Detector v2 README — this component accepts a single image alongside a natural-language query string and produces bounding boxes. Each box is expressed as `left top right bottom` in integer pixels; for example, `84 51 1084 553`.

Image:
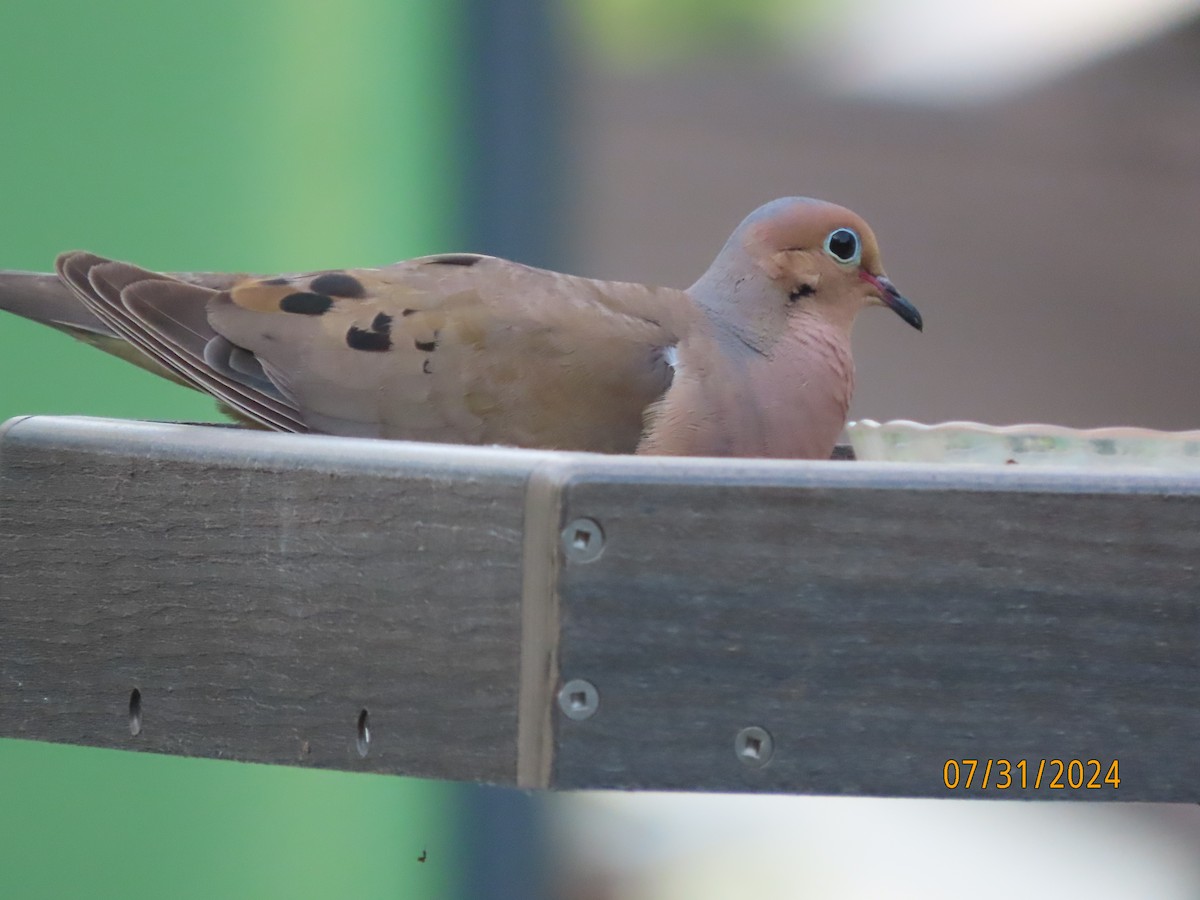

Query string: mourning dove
0 197 921 458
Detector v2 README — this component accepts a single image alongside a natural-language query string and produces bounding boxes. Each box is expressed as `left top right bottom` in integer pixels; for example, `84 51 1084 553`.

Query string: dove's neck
687 252 777 353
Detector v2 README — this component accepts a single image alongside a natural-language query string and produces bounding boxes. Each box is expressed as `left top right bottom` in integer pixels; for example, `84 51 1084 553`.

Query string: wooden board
3 416 1199 800
530 457 1200 800
0 416 540 783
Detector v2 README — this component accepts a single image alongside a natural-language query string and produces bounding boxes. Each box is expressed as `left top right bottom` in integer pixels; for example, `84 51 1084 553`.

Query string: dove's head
693 197 922 347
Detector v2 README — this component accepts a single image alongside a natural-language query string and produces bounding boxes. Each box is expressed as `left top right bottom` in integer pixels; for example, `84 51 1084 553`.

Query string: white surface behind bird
0 197 920 459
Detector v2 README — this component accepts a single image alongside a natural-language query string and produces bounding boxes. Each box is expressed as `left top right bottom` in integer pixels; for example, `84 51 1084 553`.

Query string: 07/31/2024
943 759 1120 791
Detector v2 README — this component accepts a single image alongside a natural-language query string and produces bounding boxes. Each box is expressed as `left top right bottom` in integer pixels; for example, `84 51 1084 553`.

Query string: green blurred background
0 0 461 424
0 2 468 897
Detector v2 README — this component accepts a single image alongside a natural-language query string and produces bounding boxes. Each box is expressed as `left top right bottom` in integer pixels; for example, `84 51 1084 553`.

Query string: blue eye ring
824 227 861 265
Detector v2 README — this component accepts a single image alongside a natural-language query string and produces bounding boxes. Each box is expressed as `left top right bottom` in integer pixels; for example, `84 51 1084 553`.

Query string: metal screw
557 679 600 720
734 726 774 767
561 517 605 563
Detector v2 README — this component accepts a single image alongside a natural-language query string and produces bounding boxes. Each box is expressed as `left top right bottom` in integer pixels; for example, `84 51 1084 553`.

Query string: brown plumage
0 197 922 458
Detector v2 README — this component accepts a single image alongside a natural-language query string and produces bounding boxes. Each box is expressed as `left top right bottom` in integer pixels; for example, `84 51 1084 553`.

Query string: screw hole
561 518 605 563
734 726 774 767
557 679 599 720
356 708 370 757
129 688 142 737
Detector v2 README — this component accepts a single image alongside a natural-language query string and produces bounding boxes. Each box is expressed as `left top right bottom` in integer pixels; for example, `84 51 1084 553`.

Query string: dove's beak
862 272 923 331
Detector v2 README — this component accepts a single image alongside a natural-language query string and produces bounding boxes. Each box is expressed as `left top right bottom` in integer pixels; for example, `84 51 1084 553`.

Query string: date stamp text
942 759 1120 791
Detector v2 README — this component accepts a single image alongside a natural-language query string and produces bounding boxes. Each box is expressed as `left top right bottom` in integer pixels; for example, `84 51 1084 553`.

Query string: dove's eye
824 228 861 265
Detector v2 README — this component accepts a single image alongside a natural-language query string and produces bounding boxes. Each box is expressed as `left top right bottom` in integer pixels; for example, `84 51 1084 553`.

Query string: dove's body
0 198 921 458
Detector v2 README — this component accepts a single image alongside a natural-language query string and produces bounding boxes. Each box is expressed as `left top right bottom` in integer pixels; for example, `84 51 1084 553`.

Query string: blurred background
2 0 1199 897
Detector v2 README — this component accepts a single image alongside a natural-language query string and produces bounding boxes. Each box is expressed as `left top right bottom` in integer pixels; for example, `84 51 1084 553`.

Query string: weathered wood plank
3 416 1200 800
539 458 1200 799
0 416 542 782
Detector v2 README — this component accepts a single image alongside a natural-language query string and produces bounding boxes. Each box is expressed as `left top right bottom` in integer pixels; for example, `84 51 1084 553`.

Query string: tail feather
0 264 200 386
0 268 114 336
53 252 306 432
0 255 308 431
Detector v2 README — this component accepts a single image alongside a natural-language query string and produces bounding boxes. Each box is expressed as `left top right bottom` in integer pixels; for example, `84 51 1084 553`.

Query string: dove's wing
53 252 688 451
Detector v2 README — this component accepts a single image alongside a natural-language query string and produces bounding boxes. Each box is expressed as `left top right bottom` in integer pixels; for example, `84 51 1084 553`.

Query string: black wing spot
310 272 366 298
414 338 437 352
422 359 432 374
263 277 291 286
346 313 393 351
280 292 333 315
425 254 482 267
401 308 416 317
347 327 391 352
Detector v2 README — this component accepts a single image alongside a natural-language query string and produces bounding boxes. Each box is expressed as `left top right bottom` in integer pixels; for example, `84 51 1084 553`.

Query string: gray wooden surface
3 415 1199 800
545 465 1200 800
0 416 539 782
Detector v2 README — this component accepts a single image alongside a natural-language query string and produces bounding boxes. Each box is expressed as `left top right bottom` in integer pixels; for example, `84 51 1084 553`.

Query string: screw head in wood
735 726 774 767
562 518 605 563
558 679 600 720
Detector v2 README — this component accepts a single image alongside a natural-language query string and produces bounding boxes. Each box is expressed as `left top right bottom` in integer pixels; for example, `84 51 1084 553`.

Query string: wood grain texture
3 416 1200 799
541 458 1200 800
0 416 540 782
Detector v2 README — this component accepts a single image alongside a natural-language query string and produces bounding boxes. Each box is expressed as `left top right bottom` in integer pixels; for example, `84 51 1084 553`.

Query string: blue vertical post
458 0 572 270
453 1 566 897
